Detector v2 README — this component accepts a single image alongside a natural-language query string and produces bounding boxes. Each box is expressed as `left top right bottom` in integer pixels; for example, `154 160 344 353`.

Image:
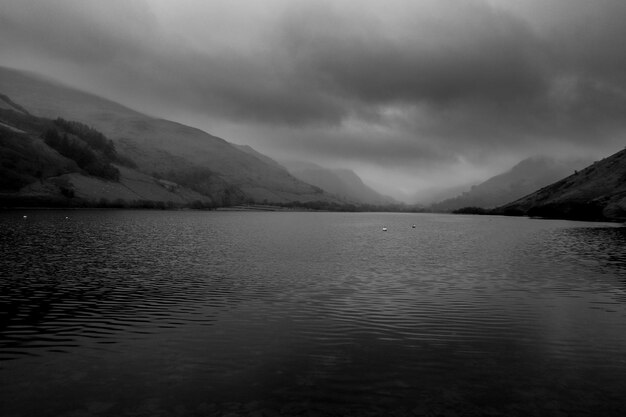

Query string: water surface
1 210 625 416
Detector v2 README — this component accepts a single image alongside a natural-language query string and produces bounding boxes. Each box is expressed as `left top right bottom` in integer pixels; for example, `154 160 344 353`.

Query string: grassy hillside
431 157 591 211
0 119 75 192
0 66 340 205
495 148 626 221
0 108 121 187
0 102 214 208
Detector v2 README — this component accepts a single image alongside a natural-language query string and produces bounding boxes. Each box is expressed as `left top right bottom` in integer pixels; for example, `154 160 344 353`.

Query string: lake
1 210 626 416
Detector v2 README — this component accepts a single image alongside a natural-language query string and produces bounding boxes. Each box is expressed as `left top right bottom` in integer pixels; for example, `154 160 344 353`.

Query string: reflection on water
1 210 626 416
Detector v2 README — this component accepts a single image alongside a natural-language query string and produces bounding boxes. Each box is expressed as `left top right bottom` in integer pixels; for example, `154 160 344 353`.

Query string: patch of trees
52 118 136 168
0 194 214 210
94 198 216 210
452 206 490 215
41 118 140 181
1 104 137 183
43 128 120 181
495 207 525 217
54 118 117 158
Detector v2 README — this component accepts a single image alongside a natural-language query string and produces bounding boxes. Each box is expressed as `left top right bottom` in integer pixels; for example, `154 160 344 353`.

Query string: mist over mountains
3 0 626 208
0 66 345 208
1 64 625 220
281 160 397 206
0 66 402 209
429 156 592 212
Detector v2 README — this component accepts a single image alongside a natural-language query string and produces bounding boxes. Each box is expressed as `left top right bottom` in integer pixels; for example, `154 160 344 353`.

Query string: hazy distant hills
410 183 472 206
496 148 626 221
430 156 591 212
280 160 397 206
0 66 341 206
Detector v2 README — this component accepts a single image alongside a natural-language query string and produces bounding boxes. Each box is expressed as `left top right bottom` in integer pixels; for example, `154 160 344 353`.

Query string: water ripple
1 211 626 415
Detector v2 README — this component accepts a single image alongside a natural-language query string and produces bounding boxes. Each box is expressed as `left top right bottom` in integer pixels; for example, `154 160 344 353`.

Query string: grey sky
1 0 625 201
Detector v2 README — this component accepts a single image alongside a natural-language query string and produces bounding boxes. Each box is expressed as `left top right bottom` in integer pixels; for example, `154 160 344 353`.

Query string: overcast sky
1 0 626 202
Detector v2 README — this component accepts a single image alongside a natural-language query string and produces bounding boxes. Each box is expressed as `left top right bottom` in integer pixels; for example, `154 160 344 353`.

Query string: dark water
1 210 626 416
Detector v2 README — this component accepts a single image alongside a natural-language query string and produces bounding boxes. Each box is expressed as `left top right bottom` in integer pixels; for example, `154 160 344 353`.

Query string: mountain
281 160 396 206
235 144 286 171
495 147 626 222
410 183 472 206
0 102 214 208
0 66 340 206
430 156 591 212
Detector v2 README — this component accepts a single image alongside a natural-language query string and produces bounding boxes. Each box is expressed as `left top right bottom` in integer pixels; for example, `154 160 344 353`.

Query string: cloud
279 1 547 105
2 0 626 200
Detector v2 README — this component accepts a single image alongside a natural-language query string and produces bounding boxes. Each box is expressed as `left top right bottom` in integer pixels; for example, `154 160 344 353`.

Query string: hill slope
496 148 626 221
430 156 590 211
0 66 338 205
0 104 214 207
281 160 396 206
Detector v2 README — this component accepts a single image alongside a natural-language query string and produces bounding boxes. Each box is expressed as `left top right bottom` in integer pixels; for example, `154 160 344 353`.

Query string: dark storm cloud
0 0 346 125
265 0 626 147
276 126 455 167
3 0 626 135
0 0 545 123
2 0 626 198
179 0 553 126
0 1 158 63
278 1 548 106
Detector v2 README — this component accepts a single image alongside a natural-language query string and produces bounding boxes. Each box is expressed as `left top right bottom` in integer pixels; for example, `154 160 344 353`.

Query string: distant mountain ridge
0 66 342 206
430 156 591 211
495 147 626 221
281 160 396 206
